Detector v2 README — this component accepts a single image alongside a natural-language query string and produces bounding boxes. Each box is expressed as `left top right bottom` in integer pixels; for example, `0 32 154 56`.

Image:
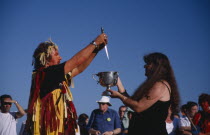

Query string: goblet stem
107 86 111 90
103 90 110 96
102 86 111 96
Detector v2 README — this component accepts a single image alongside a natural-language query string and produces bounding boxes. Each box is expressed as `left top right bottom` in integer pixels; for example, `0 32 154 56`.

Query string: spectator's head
78 113 89 126
127 111 133 120
0 94 12 113
181 104 187 115
186 101 198 118
97 96 111 113
198 93 210 113
167 105 179 120
119 105 127 119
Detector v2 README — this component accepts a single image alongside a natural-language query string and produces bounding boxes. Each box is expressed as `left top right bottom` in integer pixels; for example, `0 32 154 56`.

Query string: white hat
96 96 112 106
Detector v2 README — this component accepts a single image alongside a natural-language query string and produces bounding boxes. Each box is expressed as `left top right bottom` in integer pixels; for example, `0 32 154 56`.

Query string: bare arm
64 33 107 75
180 126 191 131
10 100 26 118
71 51 97 77
108 81 170 113
116 77 126 93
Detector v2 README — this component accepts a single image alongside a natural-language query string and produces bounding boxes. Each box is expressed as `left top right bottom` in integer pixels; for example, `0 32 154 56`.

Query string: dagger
101 27 109 60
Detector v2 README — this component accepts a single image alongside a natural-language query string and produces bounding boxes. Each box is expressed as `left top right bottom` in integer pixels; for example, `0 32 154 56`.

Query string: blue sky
0 0 210 133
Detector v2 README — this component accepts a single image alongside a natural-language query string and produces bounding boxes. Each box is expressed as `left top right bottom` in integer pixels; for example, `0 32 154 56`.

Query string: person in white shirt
180 104 192 135
0 94 26 135
165 106 180 135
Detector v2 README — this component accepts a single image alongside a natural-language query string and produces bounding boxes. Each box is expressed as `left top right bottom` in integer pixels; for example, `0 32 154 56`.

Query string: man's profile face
1 98 12 113
48 48 62 66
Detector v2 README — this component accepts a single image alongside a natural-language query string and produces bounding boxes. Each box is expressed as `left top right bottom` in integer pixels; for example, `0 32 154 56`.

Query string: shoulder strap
160 81 171 95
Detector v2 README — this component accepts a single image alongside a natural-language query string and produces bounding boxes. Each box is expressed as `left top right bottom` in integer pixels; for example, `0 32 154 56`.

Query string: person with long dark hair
108 52 180 135
78 113 89 135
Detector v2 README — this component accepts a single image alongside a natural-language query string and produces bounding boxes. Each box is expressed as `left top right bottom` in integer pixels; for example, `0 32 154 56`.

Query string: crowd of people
0 32 209 135
0 93 209 135
77 93 209 135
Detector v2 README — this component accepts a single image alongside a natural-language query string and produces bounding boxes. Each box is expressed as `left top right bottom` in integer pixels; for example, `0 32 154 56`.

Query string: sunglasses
3 102 12 105
99 103 107 105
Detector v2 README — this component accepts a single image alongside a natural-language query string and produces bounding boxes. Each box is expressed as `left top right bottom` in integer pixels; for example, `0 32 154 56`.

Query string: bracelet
90 41 98 49
112 130 114 135
123 96 127 102
120 89 130 97
119 89 126 94
15 101 18 104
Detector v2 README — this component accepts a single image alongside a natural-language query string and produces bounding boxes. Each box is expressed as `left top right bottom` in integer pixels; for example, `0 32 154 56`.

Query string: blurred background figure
0 94 26 135
78 113 89 135
127 110 133 121
193 93 210 135
186 101 198 120
180 101 199 135
165 106 180 135
118 105 129 135
180 104 192 135
186 101 199 134
19 121 26 135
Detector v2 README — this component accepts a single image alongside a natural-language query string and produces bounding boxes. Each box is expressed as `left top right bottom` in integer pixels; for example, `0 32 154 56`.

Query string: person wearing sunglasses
0 94 26 135
87 96 121 135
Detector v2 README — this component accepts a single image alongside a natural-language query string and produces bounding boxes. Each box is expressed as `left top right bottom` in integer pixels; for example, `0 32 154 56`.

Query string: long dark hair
131 52 180 113
78 113 89 126
78 113 89 135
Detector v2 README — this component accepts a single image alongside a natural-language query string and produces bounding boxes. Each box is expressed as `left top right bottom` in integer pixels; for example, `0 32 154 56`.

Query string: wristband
120 90 130 97
90 41 98 49
15 101 18 104
123 96 127 102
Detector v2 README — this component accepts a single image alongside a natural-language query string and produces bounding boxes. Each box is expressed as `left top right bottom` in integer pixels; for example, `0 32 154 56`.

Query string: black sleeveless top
128 82 171 135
